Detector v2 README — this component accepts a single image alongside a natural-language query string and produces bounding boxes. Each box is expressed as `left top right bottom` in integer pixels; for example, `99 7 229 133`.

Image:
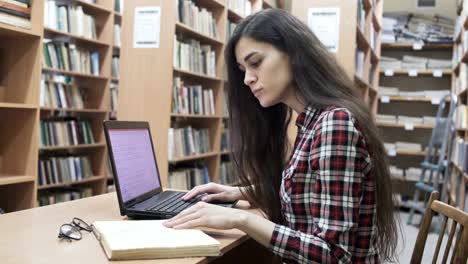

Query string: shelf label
307 7 340 53
388 149 397 157
412 42 424 50
134 6 161 48
384 69 394 76
407 97 413 101
380 96 390 103
404 123 415 130
432 70 443 77
408 69 418 77
431 98 441 105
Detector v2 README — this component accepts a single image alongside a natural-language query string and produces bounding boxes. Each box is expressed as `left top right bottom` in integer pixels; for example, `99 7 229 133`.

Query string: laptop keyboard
146 192 204 214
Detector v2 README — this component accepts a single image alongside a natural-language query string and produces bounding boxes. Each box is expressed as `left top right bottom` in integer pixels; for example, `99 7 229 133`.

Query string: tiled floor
396 211 450 263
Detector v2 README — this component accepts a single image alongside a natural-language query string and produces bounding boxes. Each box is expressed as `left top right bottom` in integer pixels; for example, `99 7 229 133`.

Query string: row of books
44 1 97 40
226 20 237 41
38 155 93 186
379 87 451 100
39 119 95 147
43 39 100 75
110 83 118 113
219 161 236 185
168 164 210 190
381 55 452 70
389 166 423 181
0 0 31 29
455 105 467 129
228 0 252 18
377 114 437 126
168 126 211 160
171 77 215 115
355 49 365 78
453 137 468 173
111 56 119 79
37 188 92 206
176 0 219 39
221 129 230 151
114 0 123 13
173 36 217 77
40 75 85 109
454 64 468 95
384 142 423 153
113 24 121 47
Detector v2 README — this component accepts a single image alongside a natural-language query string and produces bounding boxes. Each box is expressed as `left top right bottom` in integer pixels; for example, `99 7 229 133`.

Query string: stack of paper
389 165 404 179
422 116 437 125
377 114 398 124
427 58 452 70
384 143 396 152
381 56 402 70
398 115 424 125
379 86 399 96
424 90 450 100
398 91 426 98
382 17 398 43
401 55 427 70
396 141 422 152
405 167 423 181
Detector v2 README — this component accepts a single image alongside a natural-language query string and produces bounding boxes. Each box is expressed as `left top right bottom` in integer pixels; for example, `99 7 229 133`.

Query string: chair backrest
410 191 468 264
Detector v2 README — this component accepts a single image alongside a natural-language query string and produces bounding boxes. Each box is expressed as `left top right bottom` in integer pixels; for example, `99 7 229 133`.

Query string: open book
92 220 220 260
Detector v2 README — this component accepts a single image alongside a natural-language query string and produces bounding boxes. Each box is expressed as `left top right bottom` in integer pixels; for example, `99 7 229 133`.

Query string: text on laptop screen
108 128 161 203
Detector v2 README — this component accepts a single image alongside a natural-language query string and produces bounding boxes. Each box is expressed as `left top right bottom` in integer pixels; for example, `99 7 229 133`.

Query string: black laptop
103 120 236 219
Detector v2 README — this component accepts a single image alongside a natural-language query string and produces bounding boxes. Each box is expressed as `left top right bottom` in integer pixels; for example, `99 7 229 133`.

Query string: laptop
103 120 236 219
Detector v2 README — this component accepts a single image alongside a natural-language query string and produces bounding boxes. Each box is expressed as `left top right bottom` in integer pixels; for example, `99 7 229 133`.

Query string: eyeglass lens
59 224 82 240
72 217 92 232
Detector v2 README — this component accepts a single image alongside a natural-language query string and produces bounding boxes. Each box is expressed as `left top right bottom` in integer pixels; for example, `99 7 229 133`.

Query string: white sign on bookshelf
432 70 443 77
412 42 424 50
307 7 340 53
404 123 415 130
381 96 390 103
384 69 394 76
388 149 397 157
408 69 418 77
431 98 440 105
134 6 161 48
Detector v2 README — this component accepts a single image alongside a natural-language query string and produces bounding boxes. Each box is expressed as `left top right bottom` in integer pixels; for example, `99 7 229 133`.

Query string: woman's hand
182 183 243 203
162 202 247 230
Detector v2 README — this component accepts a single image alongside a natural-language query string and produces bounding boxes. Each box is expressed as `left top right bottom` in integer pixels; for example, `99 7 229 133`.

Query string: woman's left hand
162 202 246 230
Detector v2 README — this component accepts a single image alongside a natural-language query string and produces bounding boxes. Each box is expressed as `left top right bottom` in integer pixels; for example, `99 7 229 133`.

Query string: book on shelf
453 137 468 173
220 160 237 185
92 220 220 260
42 39 100 75
44 2 97 39
228 0 252 17
0 0 30 28
355 49 365 78
177 0 219 39
110 83 118 112
38 187 93 206
40 74 85 109
111 56 119 79
114 0 124 13
38 155 93 186
171 77 215 115
39 119 95 147
113 24 121 47
168 126 211 160
168 164 209 190
173 36 216 77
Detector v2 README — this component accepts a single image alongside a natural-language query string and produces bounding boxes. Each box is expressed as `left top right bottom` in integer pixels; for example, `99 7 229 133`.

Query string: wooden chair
410 191 468 264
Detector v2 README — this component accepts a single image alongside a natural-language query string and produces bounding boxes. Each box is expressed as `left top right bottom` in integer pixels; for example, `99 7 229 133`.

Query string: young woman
164 8 399 263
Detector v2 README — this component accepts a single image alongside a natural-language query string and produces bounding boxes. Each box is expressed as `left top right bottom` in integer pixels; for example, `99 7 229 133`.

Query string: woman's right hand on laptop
182 183 242 203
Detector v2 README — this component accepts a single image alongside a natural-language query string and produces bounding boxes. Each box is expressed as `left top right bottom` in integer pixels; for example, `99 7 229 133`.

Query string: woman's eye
250 59 262 68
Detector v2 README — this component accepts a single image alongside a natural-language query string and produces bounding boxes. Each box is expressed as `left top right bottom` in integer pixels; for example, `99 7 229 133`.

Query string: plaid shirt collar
295 105 318 132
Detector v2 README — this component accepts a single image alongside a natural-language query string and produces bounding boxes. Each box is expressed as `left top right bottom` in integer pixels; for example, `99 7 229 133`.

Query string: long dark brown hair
225 9 399 262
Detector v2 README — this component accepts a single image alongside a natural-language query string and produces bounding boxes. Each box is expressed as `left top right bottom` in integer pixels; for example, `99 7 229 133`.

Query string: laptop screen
108 128 161 203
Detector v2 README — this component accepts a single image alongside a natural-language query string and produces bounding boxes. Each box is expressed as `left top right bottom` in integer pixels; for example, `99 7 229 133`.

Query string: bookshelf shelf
76 0 112 14
37 175 106 191
394 150 426 157
40 107 108 114
171 114 221 119
379 69 452 76
0 176 35 186
43 27 109 47
356 26 370 51
169 152 219 164
196 0 225 9
377 123 434 129
220 151 230 155
0 23 41 38
39 143 106 151
42 68 108 80
378 96 450 103
175 22 224 46
0 103 37 109
381 43 453 50
362 0 372 11
354 75 369 88
228 9 244 23
173 67 223 82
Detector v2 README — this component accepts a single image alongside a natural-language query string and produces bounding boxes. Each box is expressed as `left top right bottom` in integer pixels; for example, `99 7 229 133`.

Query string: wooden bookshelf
0 0 44 213
117 0 273 189
37 0 116 208
291 0 383 114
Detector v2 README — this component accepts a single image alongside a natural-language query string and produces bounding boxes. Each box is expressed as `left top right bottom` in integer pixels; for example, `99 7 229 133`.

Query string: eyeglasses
58 217 93 242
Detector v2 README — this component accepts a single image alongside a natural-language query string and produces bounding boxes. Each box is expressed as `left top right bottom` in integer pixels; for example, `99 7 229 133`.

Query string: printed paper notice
133 6 161 48
307 7 340 53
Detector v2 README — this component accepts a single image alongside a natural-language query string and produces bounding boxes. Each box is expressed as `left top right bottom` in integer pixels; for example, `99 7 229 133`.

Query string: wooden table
0 193 256 264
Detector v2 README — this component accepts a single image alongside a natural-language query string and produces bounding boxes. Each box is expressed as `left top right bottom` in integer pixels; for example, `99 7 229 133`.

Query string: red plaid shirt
269 106 379 263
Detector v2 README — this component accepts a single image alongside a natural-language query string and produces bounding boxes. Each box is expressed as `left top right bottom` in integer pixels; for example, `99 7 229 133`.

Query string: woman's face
235 37 295 108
